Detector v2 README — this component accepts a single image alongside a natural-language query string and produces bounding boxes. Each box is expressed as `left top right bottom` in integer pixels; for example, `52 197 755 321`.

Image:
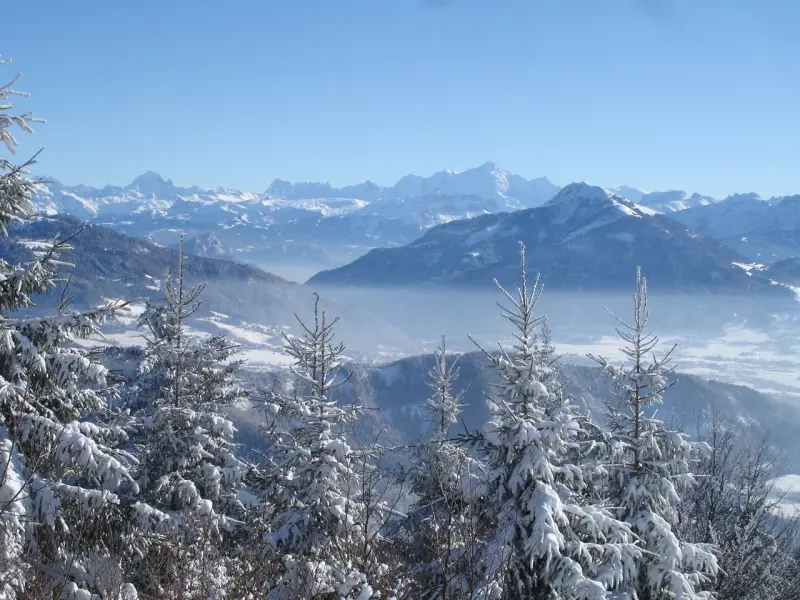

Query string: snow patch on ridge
732 262 767 276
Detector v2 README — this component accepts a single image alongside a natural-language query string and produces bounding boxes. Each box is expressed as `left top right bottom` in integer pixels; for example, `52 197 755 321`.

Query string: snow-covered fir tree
470 243 639 600
128 238 249 599
589 267 718 600
425 337 464 443
402 336 487 599
0 56 139 599
415 337 472 509
255 293 387 599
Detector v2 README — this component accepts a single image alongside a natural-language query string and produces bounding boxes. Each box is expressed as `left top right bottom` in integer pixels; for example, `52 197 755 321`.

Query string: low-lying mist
253 261 332 285
309 285 800 400
315 285 793 350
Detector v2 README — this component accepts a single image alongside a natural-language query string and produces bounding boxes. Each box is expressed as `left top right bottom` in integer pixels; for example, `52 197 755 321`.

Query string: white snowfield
558 321 800 399
79 301 296 368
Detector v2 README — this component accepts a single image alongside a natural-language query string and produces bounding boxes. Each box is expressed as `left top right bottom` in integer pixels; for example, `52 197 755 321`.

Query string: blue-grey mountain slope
763 257 800 286
671 193 800 261
308 183 789 297
0 214 415 354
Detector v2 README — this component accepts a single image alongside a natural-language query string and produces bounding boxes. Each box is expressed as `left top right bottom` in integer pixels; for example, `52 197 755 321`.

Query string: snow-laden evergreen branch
402 335 488 599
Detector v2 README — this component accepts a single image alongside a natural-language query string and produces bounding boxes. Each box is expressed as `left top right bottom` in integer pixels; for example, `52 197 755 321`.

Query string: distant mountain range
308 183 789 298
609 186 718 212
34 172 372 275
266 161 561 210
671 193 800 261
35 164 556 277
641 191 717 213
30 163 800 299
31 163 730 281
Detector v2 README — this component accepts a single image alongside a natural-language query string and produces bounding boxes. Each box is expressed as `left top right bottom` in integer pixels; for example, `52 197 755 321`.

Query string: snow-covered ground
557 320 800 401
82 303 296 369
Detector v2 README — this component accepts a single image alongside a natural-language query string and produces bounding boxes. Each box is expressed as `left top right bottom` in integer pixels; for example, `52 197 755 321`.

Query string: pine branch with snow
0 56 43 235
425 336 465 442
677 410 800 600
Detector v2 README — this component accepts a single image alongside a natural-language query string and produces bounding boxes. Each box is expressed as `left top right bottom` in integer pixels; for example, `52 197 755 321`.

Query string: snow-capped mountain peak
264 178 293 197
546 182 645 224
263 163 561 209
613 185 649 204
128 171 177 197
265 179 337 200
668 191 783 261
547 182 616 204
725 192 765 205
473 161 509 181
774 194 800 209
633 189 719 213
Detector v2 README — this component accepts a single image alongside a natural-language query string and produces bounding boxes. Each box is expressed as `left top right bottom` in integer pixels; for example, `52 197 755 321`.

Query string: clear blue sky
4 0 800 197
